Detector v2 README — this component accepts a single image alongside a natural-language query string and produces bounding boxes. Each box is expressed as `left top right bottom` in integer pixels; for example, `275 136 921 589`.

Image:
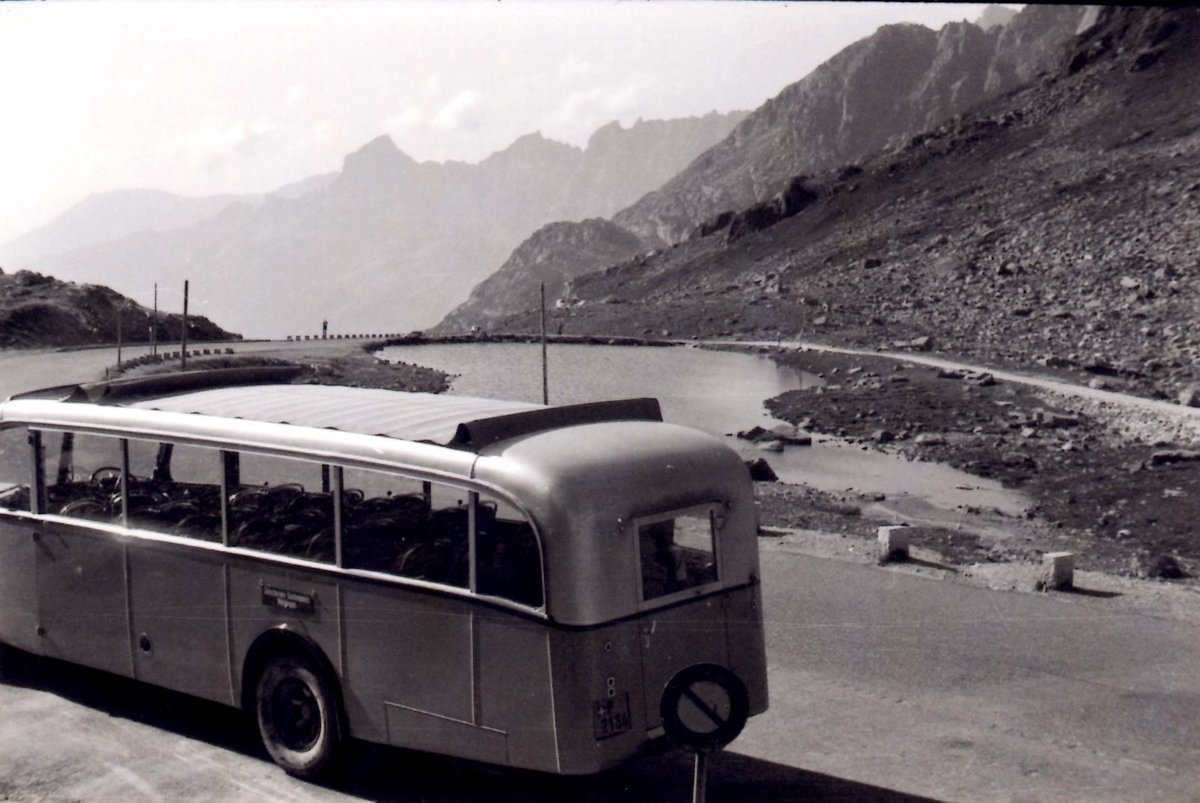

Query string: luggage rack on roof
7 366 305 404
448 398 663 450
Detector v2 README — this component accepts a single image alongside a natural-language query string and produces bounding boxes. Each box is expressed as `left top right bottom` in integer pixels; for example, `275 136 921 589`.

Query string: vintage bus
0 367 767 779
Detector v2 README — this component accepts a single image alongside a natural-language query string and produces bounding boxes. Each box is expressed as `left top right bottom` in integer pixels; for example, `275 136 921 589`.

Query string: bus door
124 440 232 704
337 469 478 751
635 506 728 725
35 432 132 676
0 426 39 654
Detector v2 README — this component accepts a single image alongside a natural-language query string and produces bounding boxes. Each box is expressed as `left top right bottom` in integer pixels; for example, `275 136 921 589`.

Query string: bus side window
48 432 124 524
339 467 431 573
475 493 543 608
639 508 719 601
0 426 32 512
229 452 333 563
126 439 223 542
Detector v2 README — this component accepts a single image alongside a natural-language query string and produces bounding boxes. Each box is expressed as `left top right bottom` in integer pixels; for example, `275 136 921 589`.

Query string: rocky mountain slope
486 7 1200 404
438 4 1092 332
2 114 743 338
614 4 1094 247
436 219 646 332
0 268 235 348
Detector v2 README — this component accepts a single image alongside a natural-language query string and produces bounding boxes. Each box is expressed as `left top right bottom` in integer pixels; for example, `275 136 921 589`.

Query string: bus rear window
639 508 719 601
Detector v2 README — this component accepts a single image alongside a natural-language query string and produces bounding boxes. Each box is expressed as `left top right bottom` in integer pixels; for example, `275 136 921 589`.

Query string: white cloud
540 82 645 142
384 90 488 159
161 117 279 172
386 105 427 129
431 90 486 132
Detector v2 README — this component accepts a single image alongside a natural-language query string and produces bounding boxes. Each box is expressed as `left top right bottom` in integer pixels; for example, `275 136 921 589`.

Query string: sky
0 1 1004 245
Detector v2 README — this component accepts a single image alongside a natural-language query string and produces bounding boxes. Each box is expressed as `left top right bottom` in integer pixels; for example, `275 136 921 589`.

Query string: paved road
739 543 1200 802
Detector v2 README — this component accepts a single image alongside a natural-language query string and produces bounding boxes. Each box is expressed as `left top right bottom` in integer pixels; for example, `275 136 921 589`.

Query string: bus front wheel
254 652 342 779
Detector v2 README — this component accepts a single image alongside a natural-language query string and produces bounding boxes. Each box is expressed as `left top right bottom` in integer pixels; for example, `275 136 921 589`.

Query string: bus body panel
0 512 40 653
36 523 132 678
638 595 731 730
726 582 769 718
127 540 233 705
548 619 647 775
475 610 558 772
339 580 474 747
226 560 343 718
475 421 759 627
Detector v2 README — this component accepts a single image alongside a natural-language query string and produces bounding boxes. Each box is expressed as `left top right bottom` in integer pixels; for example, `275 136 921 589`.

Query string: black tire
254 652 342 779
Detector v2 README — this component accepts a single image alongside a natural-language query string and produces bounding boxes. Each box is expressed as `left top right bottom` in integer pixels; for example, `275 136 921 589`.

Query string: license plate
593 693 632 740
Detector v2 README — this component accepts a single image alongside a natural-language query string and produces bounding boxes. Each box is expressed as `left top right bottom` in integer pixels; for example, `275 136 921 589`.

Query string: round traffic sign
659 664 749 751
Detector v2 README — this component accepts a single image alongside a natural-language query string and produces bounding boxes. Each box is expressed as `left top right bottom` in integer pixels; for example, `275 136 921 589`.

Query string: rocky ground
750 346 1199 583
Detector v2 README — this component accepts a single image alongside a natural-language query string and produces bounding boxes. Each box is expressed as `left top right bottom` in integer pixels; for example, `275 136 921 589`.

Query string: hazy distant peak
481 131 581 170
586 120 627 148
507 130 576 152
976 5 1019 31
340 134 417 178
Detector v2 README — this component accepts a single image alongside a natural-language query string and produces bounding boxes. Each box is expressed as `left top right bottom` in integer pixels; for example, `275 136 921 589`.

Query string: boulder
736 425 769 441
1179 384 1200 408
745 457 778 482
767 425 813 446
1149 450 1200 466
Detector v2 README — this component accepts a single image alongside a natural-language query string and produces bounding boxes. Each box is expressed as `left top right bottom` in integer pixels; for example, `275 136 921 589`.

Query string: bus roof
3 369 663 452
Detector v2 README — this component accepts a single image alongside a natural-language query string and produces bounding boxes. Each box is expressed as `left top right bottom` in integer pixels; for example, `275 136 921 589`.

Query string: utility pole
116 302 124 367
181 279 189 370
540 282 548 405
151 283 158 357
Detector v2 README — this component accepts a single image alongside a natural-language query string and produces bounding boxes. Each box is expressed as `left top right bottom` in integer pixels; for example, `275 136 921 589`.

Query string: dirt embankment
751 347 1199 581
119 342 450 394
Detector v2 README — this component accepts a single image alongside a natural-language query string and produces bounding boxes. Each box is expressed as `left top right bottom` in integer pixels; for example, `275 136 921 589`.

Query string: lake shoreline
741 343 1200 584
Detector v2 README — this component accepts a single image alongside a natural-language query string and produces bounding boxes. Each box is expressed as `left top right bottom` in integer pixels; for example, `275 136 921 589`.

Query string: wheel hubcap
271 677 320 751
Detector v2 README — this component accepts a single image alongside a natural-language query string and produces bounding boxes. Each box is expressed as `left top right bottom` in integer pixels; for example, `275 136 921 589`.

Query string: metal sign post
693 749 710 803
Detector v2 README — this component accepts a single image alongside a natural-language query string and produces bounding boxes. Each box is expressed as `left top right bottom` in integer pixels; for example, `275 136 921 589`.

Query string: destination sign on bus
261 585 316 614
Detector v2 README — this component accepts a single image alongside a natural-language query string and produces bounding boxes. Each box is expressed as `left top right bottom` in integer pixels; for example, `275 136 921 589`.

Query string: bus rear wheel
254 652 342 779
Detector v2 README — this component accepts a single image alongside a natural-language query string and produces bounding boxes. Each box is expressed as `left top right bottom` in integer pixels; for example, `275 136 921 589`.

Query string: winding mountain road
721 339 1200 438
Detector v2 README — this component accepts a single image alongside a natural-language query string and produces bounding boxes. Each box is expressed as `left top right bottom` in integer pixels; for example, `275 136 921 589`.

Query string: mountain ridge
1 113 746 337
438 4 1092 332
